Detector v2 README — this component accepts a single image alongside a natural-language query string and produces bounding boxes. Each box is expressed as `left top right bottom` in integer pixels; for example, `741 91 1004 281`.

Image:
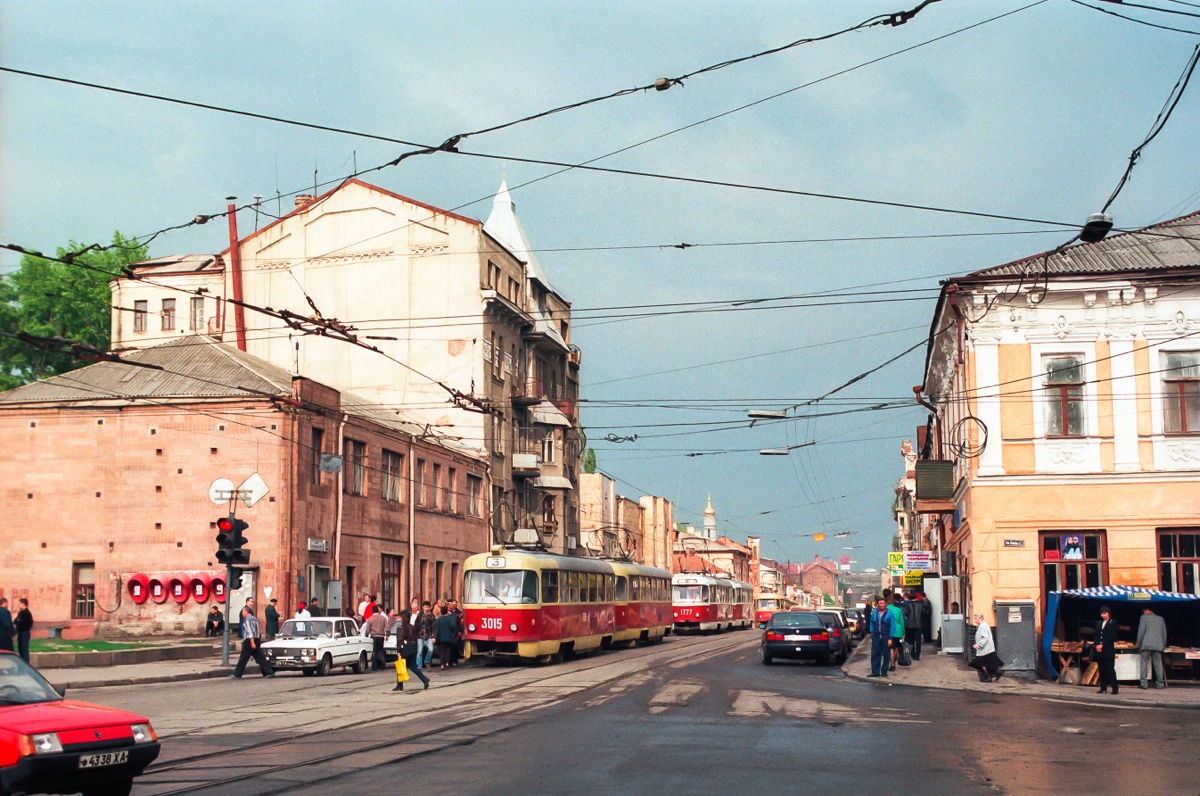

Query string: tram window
522 571 539 604
464 570 538 605
604 576 614 602
673 584 702 601
616 576 628 601
631 577 640 601
567 571 579 603
589 573 599 602
544 570 559 604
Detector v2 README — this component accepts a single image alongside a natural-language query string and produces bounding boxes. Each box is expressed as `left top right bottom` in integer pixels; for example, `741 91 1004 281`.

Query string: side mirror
54 685 67 698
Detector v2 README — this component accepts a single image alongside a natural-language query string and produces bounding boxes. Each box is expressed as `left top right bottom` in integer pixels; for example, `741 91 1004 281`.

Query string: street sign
887 552 904 569
888 566 904 577
208 477 235 505
238 473 270 507
904 551 935 572
839 554 850 566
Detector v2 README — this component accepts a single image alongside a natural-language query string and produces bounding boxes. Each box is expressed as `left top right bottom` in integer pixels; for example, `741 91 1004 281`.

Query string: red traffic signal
215 516 250 565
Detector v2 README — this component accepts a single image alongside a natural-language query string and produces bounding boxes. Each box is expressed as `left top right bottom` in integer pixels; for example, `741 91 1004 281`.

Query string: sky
3 1 1200 569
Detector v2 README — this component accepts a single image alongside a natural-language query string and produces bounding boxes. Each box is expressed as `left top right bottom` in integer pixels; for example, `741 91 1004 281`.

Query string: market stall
1043 585 1200 683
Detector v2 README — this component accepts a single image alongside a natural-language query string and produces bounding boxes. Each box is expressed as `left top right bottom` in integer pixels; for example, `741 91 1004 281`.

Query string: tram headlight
467 623 476 632
509 622 519 633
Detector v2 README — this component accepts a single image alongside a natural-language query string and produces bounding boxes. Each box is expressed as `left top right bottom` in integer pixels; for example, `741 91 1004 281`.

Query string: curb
49 664 261 691
839 648 1200 710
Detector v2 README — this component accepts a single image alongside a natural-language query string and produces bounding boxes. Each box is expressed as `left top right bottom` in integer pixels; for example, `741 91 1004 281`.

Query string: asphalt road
69 632 1200 796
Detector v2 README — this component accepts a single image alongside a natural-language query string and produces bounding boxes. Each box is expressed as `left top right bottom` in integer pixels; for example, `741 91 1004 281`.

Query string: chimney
294 194 316 210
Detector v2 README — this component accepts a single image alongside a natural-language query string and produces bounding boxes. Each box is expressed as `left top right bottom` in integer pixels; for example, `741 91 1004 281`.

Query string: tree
0 232 147 390
582 447 597 474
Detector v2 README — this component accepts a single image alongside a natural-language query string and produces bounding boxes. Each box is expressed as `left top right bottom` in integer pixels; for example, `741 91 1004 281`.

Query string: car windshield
817 612 843 626
0 655 61 705
464 570 539 605
768 612 825 630
277 620 334 639
673 585 707 602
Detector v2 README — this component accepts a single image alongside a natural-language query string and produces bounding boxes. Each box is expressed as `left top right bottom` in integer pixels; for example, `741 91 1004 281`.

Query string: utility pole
226 198 247 352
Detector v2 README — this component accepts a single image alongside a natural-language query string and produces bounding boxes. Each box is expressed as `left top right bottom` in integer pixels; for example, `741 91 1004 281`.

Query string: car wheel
353 651 368 674
316 654 333 676
302 667 315 676
761 650 773 665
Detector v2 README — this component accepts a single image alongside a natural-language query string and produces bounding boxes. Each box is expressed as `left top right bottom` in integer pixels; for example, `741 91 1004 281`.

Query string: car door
333 620 352 665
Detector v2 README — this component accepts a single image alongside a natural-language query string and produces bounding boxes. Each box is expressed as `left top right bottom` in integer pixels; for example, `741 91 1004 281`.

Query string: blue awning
1043 586 1200 678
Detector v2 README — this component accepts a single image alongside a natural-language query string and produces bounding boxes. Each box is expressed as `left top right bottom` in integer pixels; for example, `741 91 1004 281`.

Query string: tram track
138 631 755 796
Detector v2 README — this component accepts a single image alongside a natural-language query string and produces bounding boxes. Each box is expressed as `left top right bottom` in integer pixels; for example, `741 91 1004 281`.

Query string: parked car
848 609 867 641
815 610 852 664
261 617 373 676
0 651 160 796
760 611 833 666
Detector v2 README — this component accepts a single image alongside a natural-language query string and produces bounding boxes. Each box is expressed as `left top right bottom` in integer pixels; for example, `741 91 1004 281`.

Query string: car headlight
29 732 62 755
509 623 519 633
130 723 157 744
304 649 315 657
467 623 476 632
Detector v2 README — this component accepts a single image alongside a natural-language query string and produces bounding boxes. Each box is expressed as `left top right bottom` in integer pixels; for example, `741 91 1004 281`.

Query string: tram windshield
673 584 709 602
465 570 540 605
756 599 780 610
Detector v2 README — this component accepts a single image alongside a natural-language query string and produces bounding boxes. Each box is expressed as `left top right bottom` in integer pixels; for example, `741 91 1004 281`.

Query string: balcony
511 377 544 407
512 452 541 477
915 460 956 514
568 346 582 367
551 399 577 423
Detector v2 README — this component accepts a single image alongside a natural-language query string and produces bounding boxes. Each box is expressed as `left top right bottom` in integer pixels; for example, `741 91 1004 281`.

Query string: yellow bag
394 657 409 683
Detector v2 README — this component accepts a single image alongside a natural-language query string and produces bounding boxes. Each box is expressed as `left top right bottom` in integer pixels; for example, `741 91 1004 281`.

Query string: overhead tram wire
1097 0 1200 19
1068 0 1200 33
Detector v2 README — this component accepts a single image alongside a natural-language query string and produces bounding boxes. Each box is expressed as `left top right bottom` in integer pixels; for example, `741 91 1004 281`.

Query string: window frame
1039 530 1107 611
1162 350 1200 435
133 300 148 333
382 449 404 503
1042 354 1086 438
1157 528 1200 594
310 428 325 486
190 296 205 331
343 439 366 496
72 562 96 619
161 298 176 332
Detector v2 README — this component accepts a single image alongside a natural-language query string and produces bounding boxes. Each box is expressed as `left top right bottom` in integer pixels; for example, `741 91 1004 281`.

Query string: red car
0 652 160 796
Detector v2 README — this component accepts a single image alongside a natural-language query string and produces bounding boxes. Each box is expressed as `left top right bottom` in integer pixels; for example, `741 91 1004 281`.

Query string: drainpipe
408 435 417 602
226 199 247 352
333 412 348 577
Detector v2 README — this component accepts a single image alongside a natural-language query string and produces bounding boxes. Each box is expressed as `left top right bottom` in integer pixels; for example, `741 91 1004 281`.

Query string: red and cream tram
755 592 797 628
671 573 754 633
462 548 672 661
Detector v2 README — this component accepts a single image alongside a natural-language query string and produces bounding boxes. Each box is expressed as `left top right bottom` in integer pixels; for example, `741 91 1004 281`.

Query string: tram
755 592 797 628
461 547 672 661
671 572 754 633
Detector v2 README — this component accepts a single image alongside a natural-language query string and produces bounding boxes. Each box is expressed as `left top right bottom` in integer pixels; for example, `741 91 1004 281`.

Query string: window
507 276 521 306
543 570 559 603
616 576 628 601
492 485 503 523
344 439 365 496
1158 529 1200 594
161 298 176 331
415 460 426 506
467 475 483 517
1041 531 1106 607
487 261 501 290
431 464 442 509
491 415 503 453
464 570 539 604
446 468 456 512
543 495 557 531
73 563 96 619
450 562 460 601
190 296 205 331
491 333 502 379
382 554 404 611
1163 351 1200 434
310 428 324 486
1043 355 1085 436
419 559 429 600
541 433 556 464
382 450 404 503
133 300 148 333
435 561 445 601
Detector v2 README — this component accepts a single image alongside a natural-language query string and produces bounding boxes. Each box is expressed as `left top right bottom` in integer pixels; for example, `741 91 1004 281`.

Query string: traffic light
228 567 244 591
215 516 250 565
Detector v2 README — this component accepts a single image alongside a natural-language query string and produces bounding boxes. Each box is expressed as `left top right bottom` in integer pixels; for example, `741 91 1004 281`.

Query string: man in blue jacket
869 597 893 677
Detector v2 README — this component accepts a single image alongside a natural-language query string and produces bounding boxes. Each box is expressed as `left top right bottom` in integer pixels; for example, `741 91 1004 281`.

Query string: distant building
0 337 487 637
672 499 758 582
577 472 672 567
797 556 839 598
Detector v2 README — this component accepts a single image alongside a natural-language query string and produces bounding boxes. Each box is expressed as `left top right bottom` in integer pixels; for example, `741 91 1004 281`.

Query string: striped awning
1055 585 1200 602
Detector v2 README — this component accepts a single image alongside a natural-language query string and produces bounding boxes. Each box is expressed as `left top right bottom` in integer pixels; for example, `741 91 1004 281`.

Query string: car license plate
79 750 128 769
784 634 811 641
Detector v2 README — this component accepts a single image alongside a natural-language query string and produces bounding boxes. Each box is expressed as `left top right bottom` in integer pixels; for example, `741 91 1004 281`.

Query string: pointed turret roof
483 179 552 290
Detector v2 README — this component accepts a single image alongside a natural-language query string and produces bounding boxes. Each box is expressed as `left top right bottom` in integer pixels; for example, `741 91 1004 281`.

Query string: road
69 631 1200 795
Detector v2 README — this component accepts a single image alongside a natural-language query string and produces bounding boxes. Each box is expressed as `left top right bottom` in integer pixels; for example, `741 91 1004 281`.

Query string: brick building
0 336 488 638
797 555 840 598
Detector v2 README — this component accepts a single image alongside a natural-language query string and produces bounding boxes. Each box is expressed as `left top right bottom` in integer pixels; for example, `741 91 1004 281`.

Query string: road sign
208 477 235 505
238 473 270 507
839 554 850 566
904 551 935 572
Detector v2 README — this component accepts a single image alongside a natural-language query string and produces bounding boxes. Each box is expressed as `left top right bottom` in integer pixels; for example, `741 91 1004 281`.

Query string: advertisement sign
902 571 924 586
887 552 904 569
903 551 935 572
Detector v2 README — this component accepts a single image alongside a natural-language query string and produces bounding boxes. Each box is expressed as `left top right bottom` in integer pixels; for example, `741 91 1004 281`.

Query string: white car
261 617 374 676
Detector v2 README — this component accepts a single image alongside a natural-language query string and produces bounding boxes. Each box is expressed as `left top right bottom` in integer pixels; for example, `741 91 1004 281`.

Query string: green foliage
582 447 597 474
0 232 146 390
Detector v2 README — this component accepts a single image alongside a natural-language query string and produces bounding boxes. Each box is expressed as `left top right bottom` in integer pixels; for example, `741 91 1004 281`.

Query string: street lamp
759 441 815 456
747 410 788 420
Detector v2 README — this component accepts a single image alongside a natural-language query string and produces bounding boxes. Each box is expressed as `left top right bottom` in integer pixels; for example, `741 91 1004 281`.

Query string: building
797 555 839 598
0 336 488 637
577 471 678 567
639 495 674 570
916 211 1200 637
893 439 919 553
111 178 583 555
672 499 759 581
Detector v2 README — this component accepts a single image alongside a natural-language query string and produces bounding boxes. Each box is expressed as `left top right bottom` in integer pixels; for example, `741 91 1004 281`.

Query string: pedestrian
295 601 311 620
0 598 14 652
14 599 33 663
918 591 933 644
949 601 961 615
888 593 906 667
233 605 274 679
264 598 280 641
357 593 372 620
970 612 1004 682
408 597 421 631
868 597 892 677
307 597 323 617
416 601 437 669
206 605 225 637
449 599 464 665
435 606 457 671
902 591 922 661
1094 605 1119 695
1136 606 1168 690
392 607 429 692
365 605 389 671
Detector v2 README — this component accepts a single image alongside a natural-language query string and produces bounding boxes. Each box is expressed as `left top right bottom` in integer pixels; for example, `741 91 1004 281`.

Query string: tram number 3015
479 617 504 630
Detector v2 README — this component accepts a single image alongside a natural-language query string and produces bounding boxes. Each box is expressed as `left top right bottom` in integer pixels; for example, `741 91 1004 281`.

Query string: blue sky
3 1 1199 568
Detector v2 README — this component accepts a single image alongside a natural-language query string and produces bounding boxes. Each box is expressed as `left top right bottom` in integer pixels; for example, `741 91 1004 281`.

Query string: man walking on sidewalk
902 592 922 661
14 599 33 663
233 605 274 679
869 597 893 677
1136 606 1168 689
365 606 389 671
888 593 906 668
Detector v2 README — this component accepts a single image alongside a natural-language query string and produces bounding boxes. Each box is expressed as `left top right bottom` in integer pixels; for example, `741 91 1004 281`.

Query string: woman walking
435 606 457 671
393 609 429 691
970 612 1004 682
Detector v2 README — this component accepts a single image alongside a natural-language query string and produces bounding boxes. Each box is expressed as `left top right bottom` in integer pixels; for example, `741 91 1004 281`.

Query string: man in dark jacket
1095 605 1119 695
264 598 280 641
448 600 464 666
902 592 922 661
14 599 33 663
868 597 893 677
0 599 15 652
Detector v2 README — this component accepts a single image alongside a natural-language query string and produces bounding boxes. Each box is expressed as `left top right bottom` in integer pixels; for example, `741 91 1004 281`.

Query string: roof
483 179 568 300
960 211 1200 281
129 254 223 275
0 336 293 404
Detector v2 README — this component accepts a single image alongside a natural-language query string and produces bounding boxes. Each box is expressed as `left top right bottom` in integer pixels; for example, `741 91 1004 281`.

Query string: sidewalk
41 657 253 690
841 639 1200 710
